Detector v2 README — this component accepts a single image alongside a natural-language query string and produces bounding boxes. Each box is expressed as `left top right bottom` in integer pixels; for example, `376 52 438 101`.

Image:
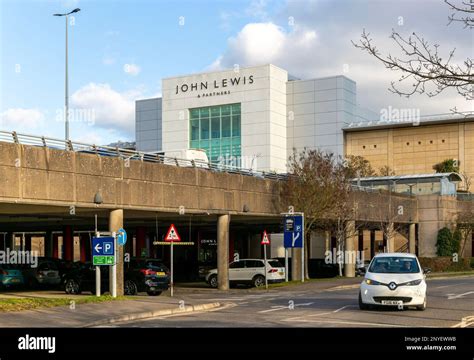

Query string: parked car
359 253 430 311
63 262 109 295
356 259 370 277
124 258 170 296
63 259 170 296
21 258 61 289
206 259 285 288
0 264 24 290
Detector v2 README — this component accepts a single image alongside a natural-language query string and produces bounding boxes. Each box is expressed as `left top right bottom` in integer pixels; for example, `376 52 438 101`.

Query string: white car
359 253 430 311
206 259 285 288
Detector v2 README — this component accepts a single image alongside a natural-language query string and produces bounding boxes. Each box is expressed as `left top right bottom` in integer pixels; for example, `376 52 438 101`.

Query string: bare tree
461 171 472 192
353 0 473 112
378 165 396 177
456 201 474 257
283 148 353 279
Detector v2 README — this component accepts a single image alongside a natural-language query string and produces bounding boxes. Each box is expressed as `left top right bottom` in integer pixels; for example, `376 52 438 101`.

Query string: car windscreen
268 260 283 268
368 257 420 274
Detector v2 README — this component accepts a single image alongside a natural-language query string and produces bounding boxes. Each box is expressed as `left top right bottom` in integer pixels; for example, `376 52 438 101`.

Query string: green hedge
419 257 472 272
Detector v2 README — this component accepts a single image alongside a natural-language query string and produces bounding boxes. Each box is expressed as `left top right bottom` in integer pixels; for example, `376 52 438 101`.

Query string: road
112 276 474 328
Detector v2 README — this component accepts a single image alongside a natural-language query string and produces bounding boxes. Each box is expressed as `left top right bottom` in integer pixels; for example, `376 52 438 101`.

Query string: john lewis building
136 64 373 172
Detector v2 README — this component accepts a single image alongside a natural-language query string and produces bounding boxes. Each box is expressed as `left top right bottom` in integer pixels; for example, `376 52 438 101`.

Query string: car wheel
64 279 81 295
124 280 138 296
358 292 369 310
208 275 218 288
147 290 162 296
416 298 427 311
253 275 265 288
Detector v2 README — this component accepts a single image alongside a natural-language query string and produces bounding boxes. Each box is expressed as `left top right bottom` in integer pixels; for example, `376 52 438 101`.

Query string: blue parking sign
92 236 115 266
284 215 303 248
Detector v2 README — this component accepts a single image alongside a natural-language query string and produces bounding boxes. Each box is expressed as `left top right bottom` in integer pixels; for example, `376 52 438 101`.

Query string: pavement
0 273 472 328
0 292 220 327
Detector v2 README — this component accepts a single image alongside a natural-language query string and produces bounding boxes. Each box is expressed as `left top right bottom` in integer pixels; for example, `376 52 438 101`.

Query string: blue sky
1 0 471 145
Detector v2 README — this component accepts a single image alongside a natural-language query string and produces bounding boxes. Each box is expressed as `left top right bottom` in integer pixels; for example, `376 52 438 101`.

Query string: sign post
283 213 304 282
92 233 116 297
261 230 270 290
164 224 181 297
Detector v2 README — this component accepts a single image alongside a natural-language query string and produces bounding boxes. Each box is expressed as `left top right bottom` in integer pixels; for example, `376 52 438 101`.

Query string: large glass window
189 103 241 165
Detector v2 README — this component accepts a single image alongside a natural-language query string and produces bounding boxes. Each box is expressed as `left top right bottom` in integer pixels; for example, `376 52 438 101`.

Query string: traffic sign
92 236 115 266
284 215 303 248
165 224 181 242
261 230 270 245
117 228 127 246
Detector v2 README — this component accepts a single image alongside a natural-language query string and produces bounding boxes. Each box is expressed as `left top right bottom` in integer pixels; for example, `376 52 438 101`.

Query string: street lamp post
53 8 81 143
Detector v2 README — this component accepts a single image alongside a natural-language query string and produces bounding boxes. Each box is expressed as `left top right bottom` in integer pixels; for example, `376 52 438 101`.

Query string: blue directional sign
284 215 303 248
117 228 127 246
92 236 115 266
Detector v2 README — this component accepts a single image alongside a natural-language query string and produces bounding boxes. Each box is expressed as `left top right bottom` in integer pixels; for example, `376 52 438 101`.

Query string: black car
63 259 170 296
63 262 110 295
124 258 170 296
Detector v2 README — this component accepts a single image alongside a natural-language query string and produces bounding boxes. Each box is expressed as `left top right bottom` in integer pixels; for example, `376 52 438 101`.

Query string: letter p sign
104 242 113 255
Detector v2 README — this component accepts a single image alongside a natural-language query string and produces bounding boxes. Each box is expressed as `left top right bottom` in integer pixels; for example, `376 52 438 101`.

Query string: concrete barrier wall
0 142 282 215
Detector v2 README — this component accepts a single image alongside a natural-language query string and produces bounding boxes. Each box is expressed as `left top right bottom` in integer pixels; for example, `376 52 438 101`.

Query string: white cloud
210 22 317 71
0 108 45 132
123 63 141 76
209 9 471 115
70 83 140 132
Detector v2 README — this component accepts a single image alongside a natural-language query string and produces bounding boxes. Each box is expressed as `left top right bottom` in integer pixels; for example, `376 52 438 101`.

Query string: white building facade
136 64 373 173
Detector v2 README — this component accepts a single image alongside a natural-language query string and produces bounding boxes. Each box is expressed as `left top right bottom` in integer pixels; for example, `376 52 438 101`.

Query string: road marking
434 284 453 289
283 318 408 327
452 316 474 328
333 305 355 313
258 302 314 313
446 291 474 300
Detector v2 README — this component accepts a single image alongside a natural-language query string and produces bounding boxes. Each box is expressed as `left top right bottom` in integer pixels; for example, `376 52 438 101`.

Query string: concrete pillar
217 214 230 291
291 248 302 281
409 223 416 254
44 231 53 258
136 227 146 257
109 209 124 296
63 226 73 261
52 234 59 258
325 231 331 253
387 223 395 253
344 220 356 278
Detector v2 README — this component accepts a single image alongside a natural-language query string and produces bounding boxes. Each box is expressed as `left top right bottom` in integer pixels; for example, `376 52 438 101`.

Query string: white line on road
447 291 474 300
452 316 474 328
258 302 314 313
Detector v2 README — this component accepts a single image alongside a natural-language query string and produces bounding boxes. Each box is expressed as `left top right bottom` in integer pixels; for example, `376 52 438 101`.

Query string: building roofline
161 64 287 80
344 112 474 132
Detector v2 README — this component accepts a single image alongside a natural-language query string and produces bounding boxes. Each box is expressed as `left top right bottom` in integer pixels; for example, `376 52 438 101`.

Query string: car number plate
11 278 20 283
279 272 284 275
156 272 166 276
381 300 403 305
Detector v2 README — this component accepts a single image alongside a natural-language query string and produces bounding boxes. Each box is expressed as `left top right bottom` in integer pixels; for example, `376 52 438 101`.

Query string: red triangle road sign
261 230 270 245
165 224 181 242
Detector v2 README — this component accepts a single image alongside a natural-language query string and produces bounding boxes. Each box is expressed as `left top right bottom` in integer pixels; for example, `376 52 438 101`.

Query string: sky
0 0 472 145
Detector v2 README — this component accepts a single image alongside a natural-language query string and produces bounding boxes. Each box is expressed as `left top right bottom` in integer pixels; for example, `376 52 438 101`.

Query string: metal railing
0 130 288 181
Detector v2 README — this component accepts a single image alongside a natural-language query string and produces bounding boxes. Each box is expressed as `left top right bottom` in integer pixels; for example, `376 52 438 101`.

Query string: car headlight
365 279 381 285
403 279 422 286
